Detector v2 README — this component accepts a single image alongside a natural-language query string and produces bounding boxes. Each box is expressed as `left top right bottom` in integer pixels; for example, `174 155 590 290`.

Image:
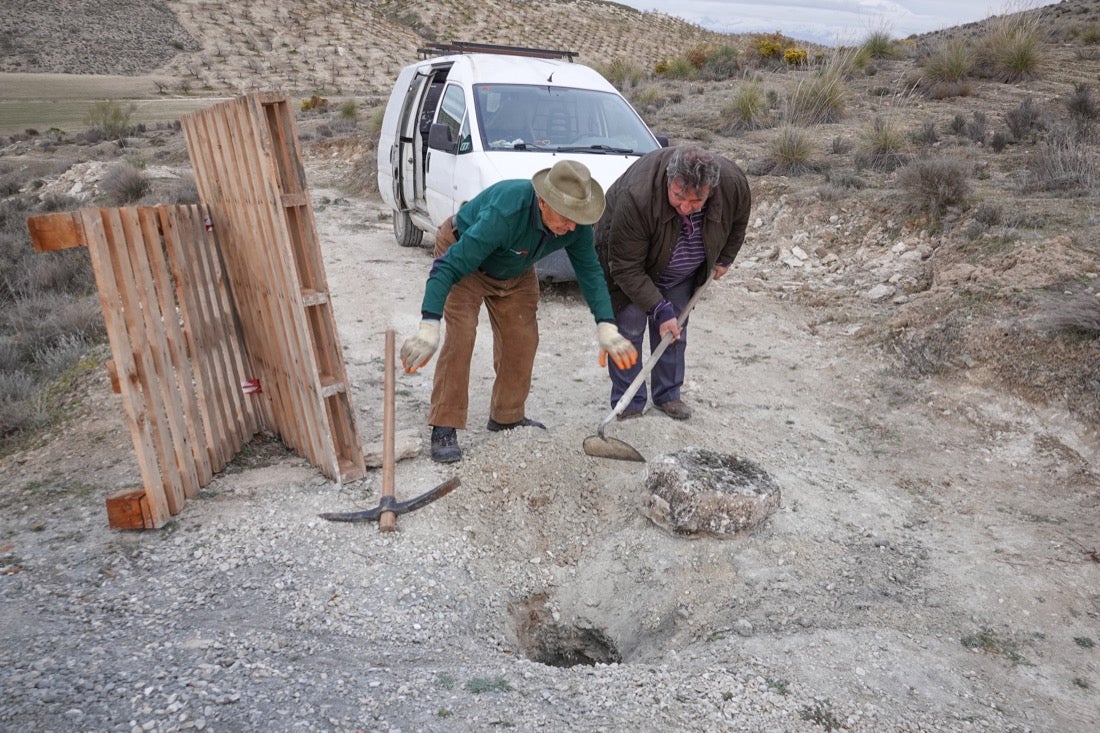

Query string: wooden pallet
29 205 260 528
180 92 366 485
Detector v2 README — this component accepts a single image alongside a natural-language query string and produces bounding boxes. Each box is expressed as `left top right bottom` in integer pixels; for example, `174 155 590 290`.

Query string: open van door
389 67 449 246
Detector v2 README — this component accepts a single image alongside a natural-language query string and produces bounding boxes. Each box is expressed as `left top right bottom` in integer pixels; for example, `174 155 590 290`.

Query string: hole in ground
512 593 621 668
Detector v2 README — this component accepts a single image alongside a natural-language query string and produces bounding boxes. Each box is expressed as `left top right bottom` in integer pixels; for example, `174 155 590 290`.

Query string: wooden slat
27 211 84 251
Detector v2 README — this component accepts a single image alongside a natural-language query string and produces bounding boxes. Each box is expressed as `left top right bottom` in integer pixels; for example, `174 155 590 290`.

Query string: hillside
1 0 742 95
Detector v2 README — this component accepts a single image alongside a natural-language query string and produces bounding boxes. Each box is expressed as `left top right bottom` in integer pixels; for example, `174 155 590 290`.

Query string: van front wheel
393 210 425 248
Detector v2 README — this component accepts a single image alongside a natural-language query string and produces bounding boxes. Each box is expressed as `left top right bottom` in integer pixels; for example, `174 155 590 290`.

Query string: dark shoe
654 399 691 421
430 426 462 463
617 407 645 421
486 416 546 432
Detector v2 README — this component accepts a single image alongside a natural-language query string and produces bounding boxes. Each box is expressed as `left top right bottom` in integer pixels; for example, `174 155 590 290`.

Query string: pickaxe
320 329 457 529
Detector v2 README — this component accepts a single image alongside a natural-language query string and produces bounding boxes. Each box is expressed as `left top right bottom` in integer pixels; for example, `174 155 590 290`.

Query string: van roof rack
417 41 577 62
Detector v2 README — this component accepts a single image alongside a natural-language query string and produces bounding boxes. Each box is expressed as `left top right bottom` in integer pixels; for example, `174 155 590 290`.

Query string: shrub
1037 294 1100 338
721 81 772 132
965 112 989 145
856 116 908 171
784 50 852 125
100 163 150 205
686 45 709 69
1065 83 1098 135
976 12 1045 82
83 99 136 139
1024 125 1099 192
861 29 901 60
658 56 696 79
768 125 818 175
339 99 358 119
896 156 970 225
1005 97 1046 141
920 37 974 97
755 33 784 60
991 131 1009 152
600 58 645 89
910 120 939 147
698 45 741 80
784 48 808 66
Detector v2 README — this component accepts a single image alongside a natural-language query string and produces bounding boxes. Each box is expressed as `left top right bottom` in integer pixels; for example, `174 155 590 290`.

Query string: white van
376 42 665 280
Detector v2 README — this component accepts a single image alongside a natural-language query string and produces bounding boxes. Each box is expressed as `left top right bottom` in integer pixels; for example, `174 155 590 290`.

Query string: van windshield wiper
554 144 635 154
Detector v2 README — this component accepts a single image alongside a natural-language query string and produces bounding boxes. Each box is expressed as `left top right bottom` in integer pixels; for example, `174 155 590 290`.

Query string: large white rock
641 448 781 538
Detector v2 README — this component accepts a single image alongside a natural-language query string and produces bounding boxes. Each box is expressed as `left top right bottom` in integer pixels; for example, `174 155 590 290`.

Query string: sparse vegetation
784 50 851 124
82 99 136 139
976 10 1045 82
896 156 970 226
720 81 772 132
100 163 151 205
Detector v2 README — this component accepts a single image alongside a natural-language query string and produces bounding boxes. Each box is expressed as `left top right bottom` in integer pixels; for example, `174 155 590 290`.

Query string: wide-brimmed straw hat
531 160 606 225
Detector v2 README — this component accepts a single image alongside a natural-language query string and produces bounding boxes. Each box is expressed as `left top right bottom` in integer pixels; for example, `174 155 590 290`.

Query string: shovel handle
597 273 714 435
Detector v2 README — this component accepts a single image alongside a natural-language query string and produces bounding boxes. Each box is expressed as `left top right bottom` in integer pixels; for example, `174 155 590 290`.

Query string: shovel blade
583 434 646 462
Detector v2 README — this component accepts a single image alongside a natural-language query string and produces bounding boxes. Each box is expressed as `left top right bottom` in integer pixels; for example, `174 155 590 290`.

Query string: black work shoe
430 426 462 463
654 399 692 421
486 416 546 432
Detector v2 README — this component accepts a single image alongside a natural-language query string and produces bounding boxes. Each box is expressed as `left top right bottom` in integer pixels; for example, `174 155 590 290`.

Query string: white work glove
400 319 440 373
597 322 638 370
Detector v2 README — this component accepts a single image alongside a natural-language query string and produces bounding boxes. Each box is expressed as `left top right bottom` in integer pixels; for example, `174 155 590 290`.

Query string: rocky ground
1 142 1098 731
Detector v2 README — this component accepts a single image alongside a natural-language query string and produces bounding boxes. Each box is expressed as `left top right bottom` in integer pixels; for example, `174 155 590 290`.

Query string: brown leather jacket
595 146 751 314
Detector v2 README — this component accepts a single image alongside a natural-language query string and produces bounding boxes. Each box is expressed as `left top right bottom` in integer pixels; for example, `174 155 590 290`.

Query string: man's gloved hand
597 322 638 370
400 319 440 373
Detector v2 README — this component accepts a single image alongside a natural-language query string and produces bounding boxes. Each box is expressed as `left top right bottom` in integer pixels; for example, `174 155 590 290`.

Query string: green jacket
420 179 615 322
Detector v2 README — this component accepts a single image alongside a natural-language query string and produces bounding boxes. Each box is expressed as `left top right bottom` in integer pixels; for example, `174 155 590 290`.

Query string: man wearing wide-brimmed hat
401 160 638 463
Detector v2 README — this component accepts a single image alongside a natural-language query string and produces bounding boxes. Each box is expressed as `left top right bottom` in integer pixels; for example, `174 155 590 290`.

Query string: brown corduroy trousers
427 217 540 429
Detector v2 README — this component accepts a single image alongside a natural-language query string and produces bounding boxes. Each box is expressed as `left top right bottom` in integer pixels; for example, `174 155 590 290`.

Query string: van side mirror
655 134 670 148
427 123 458 153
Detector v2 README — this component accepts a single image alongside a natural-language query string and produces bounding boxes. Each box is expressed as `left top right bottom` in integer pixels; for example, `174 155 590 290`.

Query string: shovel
320 329 458 528
583 275 713 462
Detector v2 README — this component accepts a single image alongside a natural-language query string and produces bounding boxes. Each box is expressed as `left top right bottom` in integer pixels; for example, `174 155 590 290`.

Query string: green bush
721 81 772 132
896 156 970 225
82 99 136 139
600 58 645 89
855 116 908 171
977 12 1045 82
339 99 358 119
920 37 974 97
698 45 741 80
784 51 851 125
658 55 696 79
768 125 818 175
861 29 901 60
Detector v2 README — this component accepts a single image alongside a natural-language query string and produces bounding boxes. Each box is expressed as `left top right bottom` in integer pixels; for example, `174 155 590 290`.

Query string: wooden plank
27 211 84 252
81 208 171 528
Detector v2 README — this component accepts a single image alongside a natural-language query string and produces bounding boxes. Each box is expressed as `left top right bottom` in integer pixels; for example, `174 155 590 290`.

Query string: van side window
436 85 470 154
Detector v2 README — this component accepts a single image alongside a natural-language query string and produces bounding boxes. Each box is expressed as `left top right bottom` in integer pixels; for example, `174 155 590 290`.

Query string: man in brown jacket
595 145 751 420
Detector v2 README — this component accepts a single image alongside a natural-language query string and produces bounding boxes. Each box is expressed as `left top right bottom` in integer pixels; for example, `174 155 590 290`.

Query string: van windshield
473 84 659 154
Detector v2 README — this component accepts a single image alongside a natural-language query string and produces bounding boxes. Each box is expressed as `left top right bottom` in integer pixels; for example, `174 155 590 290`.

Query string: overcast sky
617 1 1058 46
